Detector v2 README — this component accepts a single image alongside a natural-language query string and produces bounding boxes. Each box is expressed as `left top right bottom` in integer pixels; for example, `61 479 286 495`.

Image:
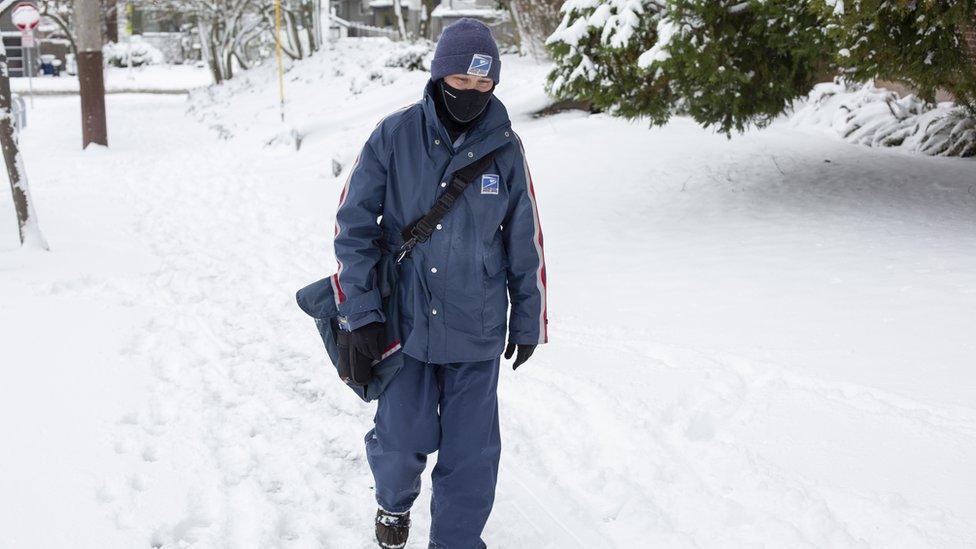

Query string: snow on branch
793 81 976 157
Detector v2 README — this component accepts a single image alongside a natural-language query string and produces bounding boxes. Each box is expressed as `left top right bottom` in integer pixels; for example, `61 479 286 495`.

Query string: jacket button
432 309 438 315
467 152 474 158
434 139 441 145
505 131 510 137
430 267 438 273
440 182 447 188
435 223 442 230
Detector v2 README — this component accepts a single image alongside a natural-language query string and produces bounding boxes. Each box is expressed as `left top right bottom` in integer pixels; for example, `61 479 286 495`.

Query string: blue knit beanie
431 18 501 84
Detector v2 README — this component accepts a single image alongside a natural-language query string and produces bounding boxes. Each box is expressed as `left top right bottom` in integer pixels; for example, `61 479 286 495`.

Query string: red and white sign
12 3 39 47
11 3 40 31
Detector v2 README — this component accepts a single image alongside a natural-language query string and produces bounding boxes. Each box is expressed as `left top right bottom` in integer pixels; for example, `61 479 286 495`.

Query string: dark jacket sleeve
332 128 389 331
502 133 549 345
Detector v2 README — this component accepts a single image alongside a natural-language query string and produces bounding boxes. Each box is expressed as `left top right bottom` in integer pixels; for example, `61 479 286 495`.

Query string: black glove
504 343 536 370
336 322 386 385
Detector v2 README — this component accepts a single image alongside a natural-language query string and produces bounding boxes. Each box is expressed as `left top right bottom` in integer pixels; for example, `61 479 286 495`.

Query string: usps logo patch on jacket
467 54 492 77
481 174 500 195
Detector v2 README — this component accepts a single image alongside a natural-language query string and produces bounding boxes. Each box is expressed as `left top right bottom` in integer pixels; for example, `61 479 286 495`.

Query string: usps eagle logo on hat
467 54 492 77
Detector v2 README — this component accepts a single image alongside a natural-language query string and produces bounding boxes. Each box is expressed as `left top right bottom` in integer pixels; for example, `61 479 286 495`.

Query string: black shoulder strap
396 152 495 264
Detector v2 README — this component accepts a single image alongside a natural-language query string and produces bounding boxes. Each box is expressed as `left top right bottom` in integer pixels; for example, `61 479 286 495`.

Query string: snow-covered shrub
794 81 976 157
811 0 976 113
546 0 832 134
104 38 165 68
381 41 434 71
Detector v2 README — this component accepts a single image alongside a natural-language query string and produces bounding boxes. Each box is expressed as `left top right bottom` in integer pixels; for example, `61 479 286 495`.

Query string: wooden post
0 41 48 249
76 0 108 148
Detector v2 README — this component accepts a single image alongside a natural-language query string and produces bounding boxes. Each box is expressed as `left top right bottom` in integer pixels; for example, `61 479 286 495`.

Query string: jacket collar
422 79 512 154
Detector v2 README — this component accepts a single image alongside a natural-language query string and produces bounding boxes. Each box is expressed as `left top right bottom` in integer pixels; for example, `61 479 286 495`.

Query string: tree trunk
507 0 528 57
419 0 435 39
198 20 223 84
212 23 227 81
392 0 408 40
284 7 305 59
105 0 119 43
76 0 108 148
312 0 323 50
300 0 318 54
0 42 48 250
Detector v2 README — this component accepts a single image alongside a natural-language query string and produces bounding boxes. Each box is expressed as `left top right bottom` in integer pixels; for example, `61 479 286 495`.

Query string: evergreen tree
548 0 976 133
647 0 831 133
548 0 831 134
546 0 675 126
814 0 976 112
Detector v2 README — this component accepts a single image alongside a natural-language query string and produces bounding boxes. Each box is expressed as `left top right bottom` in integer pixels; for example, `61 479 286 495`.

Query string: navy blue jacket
331 80 548 364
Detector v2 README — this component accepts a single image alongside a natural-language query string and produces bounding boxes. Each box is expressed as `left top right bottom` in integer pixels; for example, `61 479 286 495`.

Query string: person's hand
338 322 385 385
504 343 536 370
349 322 385 361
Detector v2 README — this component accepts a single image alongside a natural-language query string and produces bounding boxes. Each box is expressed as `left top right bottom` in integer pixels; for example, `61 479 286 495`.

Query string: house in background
119 3 198 64
330 0 413 38
332 0 513 44
430 0 512 44
0 0 40 77
367 0 423 36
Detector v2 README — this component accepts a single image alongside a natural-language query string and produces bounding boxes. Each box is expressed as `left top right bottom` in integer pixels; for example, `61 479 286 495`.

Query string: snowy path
2 50 975 548
2 95 598 548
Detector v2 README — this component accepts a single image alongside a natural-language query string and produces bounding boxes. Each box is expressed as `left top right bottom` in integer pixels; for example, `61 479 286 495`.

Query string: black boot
375 508 410 548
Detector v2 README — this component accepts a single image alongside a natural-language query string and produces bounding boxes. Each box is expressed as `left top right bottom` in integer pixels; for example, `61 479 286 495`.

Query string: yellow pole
275 0 286 122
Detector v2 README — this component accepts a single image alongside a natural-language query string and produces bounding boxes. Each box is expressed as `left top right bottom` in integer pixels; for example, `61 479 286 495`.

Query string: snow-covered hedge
381 41 434 72
793 82 976 158
104 38 165 68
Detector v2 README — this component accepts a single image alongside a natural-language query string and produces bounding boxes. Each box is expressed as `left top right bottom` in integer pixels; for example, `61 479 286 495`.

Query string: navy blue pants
365 354 501 549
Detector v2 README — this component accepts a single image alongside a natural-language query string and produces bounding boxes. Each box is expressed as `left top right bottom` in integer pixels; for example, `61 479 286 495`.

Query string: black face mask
438 79 493 124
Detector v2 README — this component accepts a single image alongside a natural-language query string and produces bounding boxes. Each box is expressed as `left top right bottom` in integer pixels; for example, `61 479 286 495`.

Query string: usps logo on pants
481 174 500 195
467 54 492 77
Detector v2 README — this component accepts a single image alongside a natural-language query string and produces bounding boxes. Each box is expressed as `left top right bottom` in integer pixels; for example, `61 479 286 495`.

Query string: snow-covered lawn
10 65 212 95
1 40 974 547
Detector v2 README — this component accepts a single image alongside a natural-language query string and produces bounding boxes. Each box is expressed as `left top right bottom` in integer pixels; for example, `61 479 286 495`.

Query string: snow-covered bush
794 81 976 157
812 0 976 113
546 0 831 134
104 38 165 68
381 41 434 71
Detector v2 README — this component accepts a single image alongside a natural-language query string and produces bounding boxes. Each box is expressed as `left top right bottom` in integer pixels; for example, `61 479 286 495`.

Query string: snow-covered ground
10 65 212 95
1 40 975 548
